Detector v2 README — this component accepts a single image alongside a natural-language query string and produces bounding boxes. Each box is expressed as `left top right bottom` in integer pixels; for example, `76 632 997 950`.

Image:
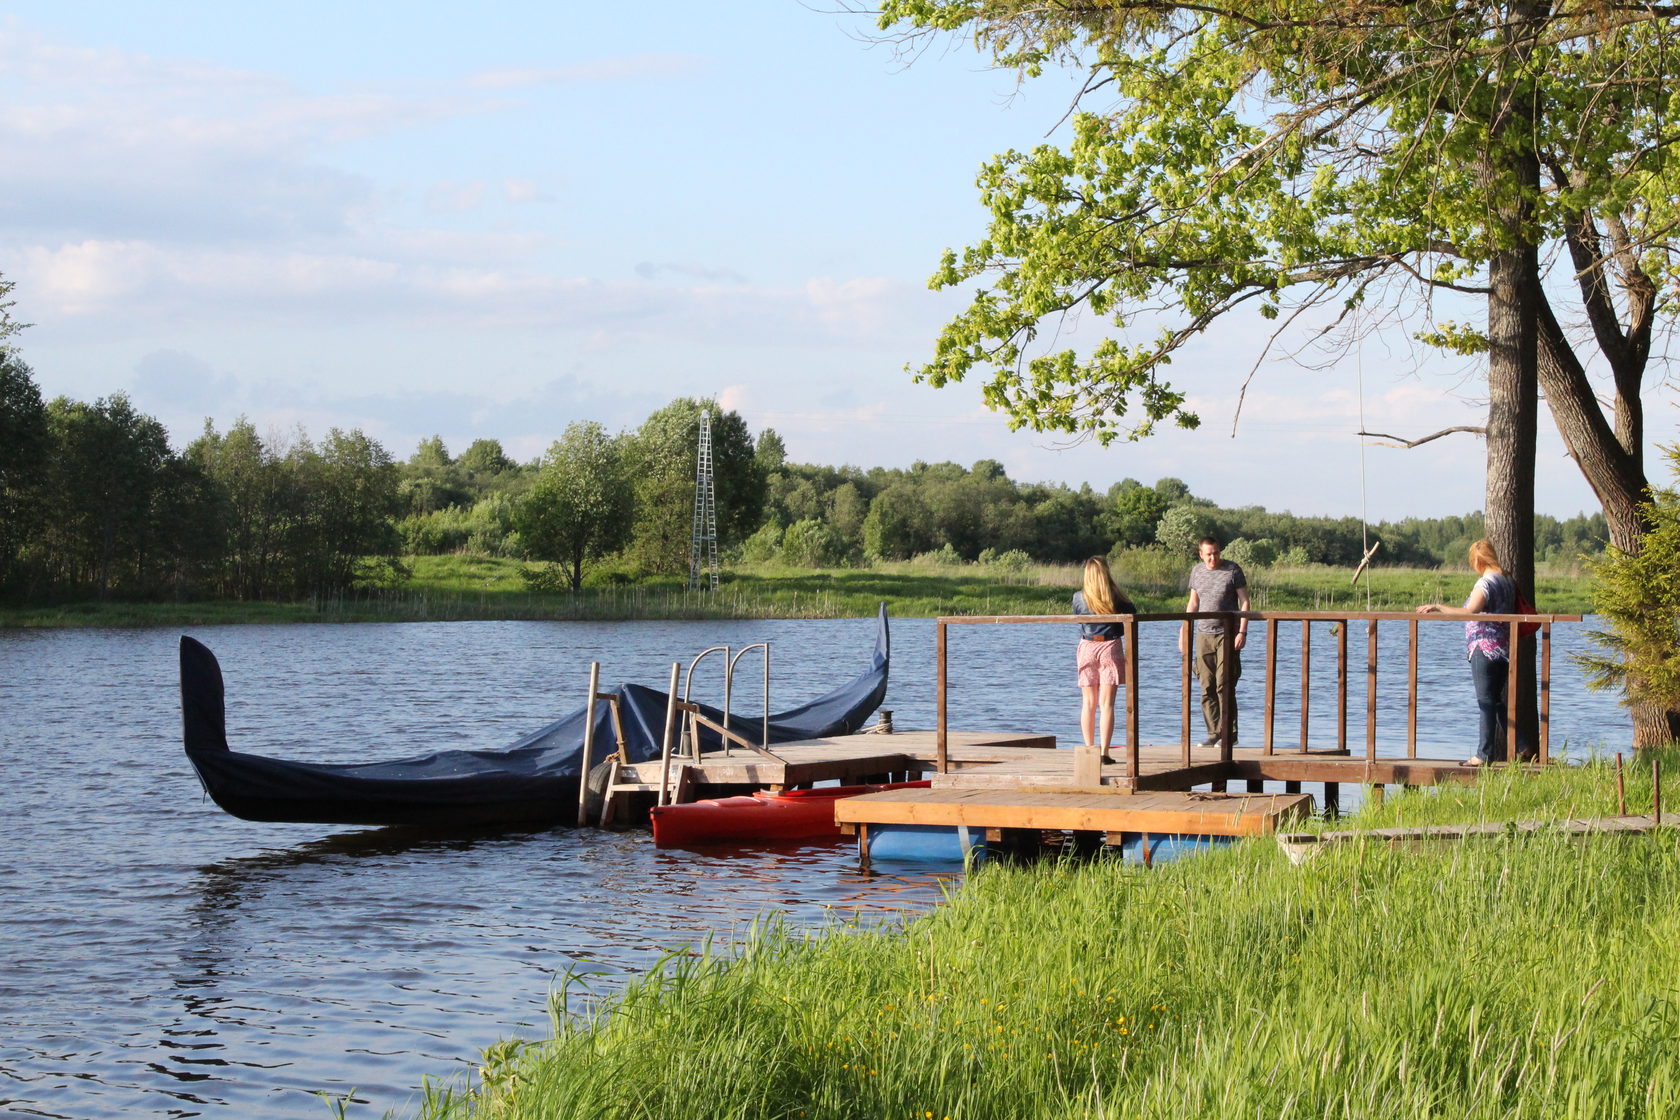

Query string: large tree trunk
1482 0 1543 756
1535 299 1650 554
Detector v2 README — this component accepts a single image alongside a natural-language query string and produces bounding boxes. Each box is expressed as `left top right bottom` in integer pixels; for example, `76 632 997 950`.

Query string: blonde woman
1074 556 1138 761
1416 538 1526 766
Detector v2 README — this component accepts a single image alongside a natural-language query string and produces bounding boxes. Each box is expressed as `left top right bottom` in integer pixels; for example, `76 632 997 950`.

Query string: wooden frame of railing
933 609 1581 781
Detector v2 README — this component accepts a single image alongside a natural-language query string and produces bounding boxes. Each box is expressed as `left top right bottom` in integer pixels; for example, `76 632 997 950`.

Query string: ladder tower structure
689 409 719 591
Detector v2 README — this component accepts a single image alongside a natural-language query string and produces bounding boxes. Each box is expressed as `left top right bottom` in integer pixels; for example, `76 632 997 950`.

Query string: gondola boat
180 607 890 829
649 780 930 848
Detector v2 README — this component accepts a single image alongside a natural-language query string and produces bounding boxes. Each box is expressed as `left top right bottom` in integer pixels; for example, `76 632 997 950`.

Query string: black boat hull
180 609 890 828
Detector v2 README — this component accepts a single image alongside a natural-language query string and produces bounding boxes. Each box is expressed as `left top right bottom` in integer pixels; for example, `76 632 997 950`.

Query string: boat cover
181 606 890 828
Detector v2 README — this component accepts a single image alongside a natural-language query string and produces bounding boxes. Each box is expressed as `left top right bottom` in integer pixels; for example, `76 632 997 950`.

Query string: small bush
1108 543 1186 597
910 543 964 568
979 547 1033 573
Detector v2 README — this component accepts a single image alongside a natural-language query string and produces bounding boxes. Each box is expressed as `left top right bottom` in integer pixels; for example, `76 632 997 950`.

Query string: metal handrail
726 642 770 756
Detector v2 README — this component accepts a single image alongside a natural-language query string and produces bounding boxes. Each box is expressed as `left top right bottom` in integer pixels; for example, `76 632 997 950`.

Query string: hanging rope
1355 314 1374 611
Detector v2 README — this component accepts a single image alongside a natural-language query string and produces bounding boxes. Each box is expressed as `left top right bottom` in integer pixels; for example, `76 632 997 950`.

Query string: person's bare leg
1098 683 1117 754
1081 684 1098 747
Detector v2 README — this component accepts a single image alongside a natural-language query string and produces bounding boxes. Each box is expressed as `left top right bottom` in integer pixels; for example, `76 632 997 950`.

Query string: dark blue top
1073 589 1136 641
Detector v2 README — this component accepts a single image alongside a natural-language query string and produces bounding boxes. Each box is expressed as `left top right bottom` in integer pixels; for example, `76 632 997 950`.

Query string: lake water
0 614 1630 1119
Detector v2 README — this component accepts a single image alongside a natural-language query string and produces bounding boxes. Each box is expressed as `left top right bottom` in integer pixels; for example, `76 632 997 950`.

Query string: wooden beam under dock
835 787 1312 838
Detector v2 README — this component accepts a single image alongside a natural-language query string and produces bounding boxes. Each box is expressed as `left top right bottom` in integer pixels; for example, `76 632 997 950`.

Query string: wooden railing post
1540 621 1552 763
1365 619 1378 762
1180 620 1193 766
1126 614 1141 779
1220 614 1236 762
1407 618 1419 759
1299 620 1311 755
936 619 948 774
1337 620 1349 753
1506 620 1520 765
1264 616 1278 756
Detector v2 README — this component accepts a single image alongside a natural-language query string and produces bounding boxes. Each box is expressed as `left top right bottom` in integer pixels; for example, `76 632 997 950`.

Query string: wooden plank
835 788 1311 836
1277 814 1661 864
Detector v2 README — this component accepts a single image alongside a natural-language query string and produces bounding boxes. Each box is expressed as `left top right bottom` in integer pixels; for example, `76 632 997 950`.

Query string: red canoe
650 781 931 848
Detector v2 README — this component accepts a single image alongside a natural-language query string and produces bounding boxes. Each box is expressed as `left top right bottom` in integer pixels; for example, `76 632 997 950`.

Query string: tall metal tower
688 410 719 591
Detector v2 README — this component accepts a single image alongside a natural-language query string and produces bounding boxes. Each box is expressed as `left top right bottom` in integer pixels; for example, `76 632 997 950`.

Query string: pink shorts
1077 638 1126 687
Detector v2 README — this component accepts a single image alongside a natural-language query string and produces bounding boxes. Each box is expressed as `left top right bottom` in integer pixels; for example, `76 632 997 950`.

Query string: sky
2 1 1671 523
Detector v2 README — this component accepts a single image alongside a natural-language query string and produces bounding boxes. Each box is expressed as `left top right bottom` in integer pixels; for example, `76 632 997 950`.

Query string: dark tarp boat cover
180 606 890 828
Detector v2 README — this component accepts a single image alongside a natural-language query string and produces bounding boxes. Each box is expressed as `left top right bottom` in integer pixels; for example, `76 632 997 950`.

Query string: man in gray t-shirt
1179 536 1250 746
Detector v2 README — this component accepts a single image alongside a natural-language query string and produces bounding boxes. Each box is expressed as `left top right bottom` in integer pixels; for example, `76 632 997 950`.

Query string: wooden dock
617 727 1509 801
835 787 1310 868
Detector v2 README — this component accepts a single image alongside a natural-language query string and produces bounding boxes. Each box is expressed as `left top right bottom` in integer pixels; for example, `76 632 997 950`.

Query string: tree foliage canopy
881 1 1678 447
516 421 633 592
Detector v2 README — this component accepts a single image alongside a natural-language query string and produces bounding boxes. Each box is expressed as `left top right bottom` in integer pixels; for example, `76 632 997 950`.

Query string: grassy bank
0 557 1597 628
411 748 1677 1120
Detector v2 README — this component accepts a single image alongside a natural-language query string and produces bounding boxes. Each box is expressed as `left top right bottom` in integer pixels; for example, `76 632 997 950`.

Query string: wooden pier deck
835 787 1310 838
617 727 1507 799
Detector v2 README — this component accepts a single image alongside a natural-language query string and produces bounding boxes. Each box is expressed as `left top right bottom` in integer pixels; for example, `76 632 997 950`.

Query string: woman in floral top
1415 538 1523 766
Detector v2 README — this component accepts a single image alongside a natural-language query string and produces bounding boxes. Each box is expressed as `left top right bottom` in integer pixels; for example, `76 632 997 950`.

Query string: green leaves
882 1 1680 445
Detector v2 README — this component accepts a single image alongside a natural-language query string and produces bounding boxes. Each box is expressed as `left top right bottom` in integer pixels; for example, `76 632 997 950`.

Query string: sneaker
1198 736 1219 748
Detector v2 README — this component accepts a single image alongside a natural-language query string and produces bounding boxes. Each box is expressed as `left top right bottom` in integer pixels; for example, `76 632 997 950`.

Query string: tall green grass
411 748 1679 1120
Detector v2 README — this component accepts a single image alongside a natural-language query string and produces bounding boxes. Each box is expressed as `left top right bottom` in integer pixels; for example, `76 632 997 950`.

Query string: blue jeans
1469 651 1509 763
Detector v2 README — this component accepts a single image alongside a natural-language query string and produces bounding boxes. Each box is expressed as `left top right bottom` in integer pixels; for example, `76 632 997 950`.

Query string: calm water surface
0 614 1629 1118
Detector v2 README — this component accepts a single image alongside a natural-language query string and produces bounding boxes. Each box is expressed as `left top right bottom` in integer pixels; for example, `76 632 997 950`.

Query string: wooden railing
933 609 1583 779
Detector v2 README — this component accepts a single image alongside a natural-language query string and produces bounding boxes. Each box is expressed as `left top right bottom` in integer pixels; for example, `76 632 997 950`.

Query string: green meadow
410 749 1678 1120
0 556 1596 627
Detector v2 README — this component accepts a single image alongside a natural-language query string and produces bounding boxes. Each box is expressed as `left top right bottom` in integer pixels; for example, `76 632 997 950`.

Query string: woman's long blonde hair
1082 556 1120 615
1468 538 1503 575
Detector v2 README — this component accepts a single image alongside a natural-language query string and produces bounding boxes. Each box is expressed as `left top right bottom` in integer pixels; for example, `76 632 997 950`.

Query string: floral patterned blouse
1464 572 1516 661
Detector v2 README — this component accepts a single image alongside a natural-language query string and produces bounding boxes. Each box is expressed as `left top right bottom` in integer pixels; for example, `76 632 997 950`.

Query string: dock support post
656 662 681 805
577 661 601 827
1324 782 1341 819
1368 785 1384 808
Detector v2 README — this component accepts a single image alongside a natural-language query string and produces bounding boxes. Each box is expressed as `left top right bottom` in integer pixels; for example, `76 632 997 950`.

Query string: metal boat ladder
591 642 782 825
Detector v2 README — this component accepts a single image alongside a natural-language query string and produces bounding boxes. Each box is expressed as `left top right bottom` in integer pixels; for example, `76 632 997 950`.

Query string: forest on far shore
0 358 1607 605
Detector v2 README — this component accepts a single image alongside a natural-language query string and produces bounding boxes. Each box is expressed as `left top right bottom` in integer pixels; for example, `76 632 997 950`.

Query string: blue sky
2 2 1666 522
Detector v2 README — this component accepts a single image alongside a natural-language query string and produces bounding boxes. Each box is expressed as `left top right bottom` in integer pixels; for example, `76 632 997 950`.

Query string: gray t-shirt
1187 559 1247 634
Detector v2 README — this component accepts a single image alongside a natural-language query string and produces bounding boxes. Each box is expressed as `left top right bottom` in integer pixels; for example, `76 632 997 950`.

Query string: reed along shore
408 746 1680 1120
0 558 1597 627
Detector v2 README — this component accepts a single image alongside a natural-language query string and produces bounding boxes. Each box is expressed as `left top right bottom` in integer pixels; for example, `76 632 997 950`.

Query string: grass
409 746 1679 1120
0 557 1597 628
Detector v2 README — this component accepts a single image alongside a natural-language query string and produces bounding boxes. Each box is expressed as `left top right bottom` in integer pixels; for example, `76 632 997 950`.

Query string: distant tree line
1 355 403 601
0 356 1607 604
